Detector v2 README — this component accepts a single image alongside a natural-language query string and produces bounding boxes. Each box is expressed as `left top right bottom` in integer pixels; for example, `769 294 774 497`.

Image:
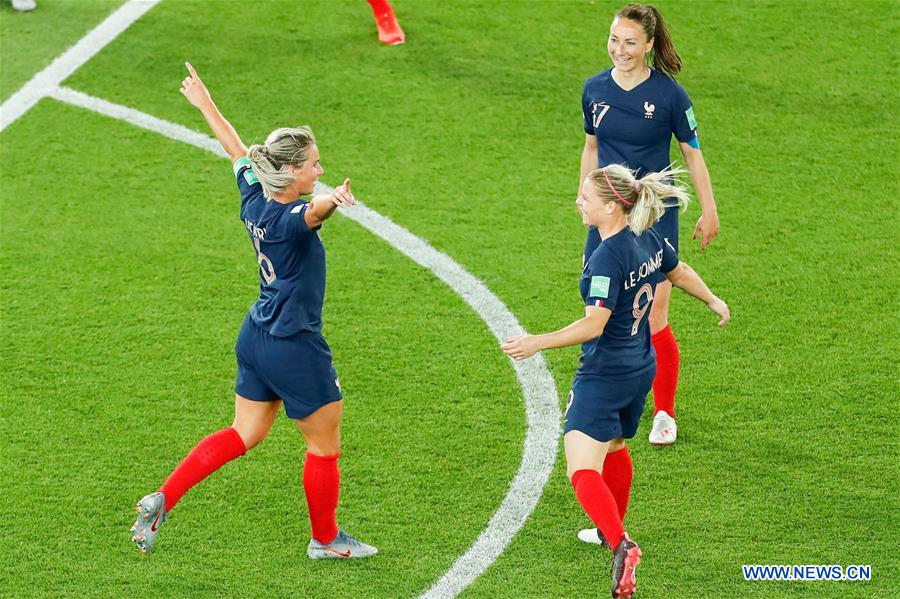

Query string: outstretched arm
501 305 611 361
304 178 356 229
665 261 730 326
180 62 247 163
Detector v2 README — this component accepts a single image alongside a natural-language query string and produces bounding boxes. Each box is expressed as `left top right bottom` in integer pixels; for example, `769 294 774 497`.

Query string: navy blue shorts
653 204 679 253
563 368 656 442
234 314 342 419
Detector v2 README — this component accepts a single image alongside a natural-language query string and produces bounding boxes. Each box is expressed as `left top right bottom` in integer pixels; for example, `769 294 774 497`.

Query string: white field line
0 0 160 133
4 2 562 592
49 86 561 598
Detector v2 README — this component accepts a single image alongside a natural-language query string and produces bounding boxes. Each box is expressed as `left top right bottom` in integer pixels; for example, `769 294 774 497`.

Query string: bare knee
608 437 627 453
566 437 626 480
232 395 280 450
231 420 270 450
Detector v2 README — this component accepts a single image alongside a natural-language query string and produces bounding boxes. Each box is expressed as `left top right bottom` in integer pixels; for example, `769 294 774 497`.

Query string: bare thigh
295 400 343 456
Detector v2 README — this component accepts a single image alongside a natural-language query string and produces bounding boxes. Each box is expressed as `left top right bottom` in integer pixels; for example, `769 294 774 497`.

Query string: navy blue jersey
578 227 679 378
582 68 698 259
234 157 326 337
582 68 697 172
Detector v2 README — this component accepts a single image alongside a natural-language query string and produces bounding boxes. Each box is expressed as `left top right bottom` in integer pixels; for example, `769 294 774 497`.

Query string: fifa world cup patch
243 168 259 186
685 106 698 130
589 275 610 299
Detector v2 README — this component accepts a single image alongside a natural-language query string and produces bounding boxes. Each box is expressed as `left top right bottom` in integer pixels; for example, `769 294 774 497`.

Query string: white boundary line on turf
49 86 561 599
3 1 561 594
0 0 161 132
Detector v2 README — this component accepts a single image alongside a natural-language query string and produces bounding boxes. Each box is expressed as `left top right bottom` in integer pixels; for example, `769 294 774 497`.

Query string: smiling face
607 17 654 74
576 177 615 227
290 144 324 196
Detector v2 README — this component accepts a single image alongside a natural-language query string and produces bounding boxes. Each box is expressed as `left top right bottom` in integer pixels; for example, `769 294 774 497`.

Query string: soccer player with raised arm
502 165 729 598
130 63 376 560
579 3 721 447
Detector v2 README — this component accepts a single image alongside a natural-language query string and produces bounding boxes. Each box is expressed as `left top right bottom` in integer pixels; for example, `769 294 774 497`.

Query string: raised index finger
185 62 199 79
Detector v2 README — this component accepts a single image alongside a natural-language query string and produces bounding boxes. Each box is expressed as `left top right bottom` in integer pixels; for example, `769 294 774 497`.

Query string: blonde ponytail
587 163 690 235
247 126 316 199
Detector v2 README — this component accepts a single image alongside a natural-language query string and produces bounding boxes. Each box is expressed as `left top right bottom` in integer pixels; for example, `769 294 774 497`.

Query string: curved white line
5 3 562 591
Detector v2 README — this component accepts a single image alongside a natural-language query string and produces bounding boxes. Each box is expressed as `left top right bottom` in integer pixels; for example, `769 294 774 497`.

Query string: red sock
367 0 405 45
602 447 633 521
303 452 340 544
367 0 392 12
571 469 624 550
651 324 680 418
160 427 247 512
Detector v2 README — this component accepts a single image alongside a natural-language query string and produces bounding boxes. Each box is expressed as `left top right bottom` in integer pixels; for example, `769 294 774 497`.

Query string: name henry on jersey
244 218 266 240
623 248 664 291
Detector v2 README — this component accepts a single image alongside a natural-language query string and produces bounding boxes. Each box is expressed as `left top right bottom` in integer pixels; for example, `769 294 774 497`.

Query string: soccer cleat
578 527 612 550
610 532 642 598
131 492 167 554
12 0 37 11
307 529 378 560
648 410 677 445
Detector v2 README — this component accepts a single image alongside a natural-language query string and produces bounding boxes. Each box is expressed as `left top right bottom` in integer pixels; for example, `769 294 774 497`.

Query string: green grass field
1 1 898 597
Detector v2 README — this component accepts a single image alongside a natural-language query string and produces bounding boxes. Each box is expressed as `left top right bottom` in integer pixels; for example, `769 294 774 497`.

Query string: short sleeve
582 83 595 135
585 249 622 310
661 235 679 273
283 201 315 238
233 156 263 203
669 82 698 144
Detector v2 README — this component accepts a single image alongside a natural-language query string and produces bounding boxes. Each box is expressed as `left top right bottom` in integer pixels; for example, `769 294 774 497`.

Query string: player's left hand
330 178 356 207
501 335 541 360
180 62 212 109
693 211 720 250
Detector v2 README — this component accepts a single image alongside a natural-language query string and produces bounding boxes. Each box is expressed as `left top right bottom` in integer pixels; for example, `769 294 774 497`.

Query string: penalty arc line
49 85 561 598
1 0 562 593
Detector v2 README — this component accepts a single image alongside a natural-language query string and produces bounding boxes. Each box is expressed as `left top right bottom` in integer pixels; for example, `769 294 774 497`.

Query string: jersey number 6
631 283 654 336
253 238 277 285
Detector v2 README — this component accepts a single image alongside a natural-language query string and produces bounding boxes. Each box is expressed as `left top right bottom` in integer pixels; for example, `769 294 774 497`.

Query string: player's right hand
707 297 730 327
179 62 211 109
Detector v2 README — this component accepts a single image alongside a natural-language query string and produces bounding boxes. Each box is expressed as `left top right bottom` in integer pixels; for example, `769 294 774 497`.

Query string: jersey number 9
631 283 653 336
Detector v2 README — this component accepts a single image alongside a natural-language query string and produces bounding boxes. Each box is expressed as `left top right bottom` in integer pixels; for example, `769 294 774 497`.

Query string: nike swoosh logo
325 548 352 558
150 511 162 532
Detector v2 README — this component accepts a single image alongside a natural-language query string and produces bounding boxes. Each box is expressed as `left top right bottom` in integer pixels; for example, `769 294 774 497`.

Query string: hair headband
602 168 634 206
